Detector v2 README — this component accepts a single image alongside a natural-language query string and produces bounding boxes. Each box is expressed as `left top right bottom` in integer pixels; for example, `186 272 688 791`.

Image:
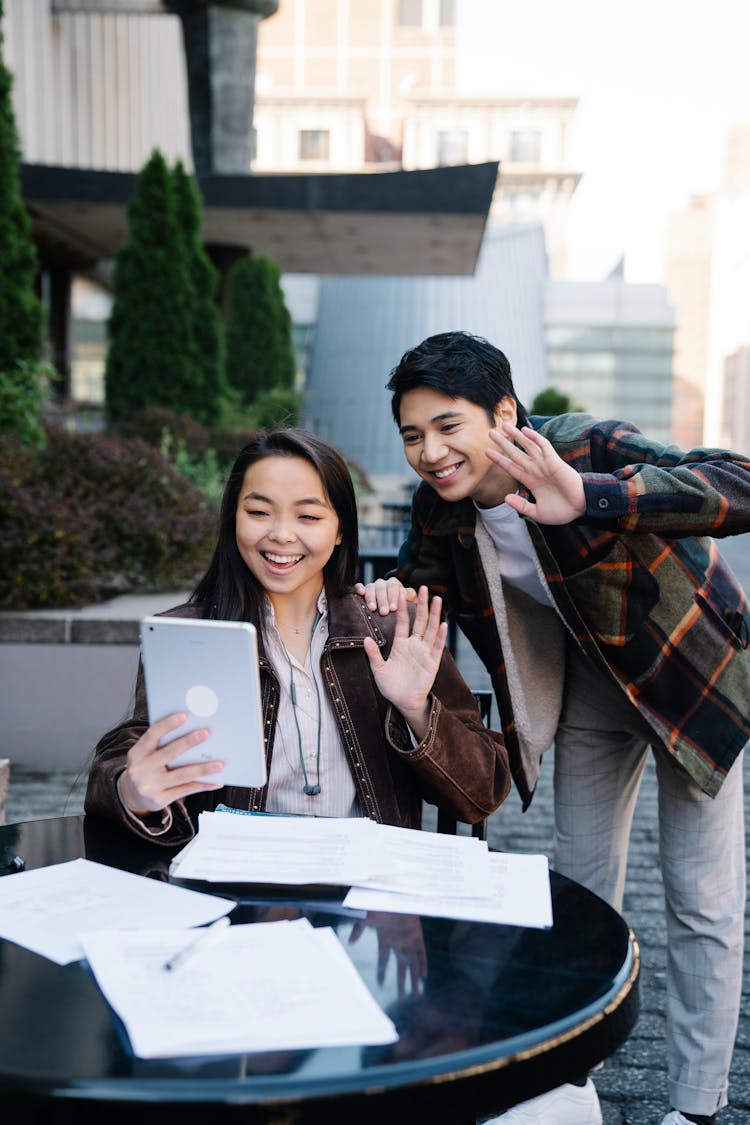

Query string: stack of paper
343 851 553 929
81 918 398 1058
0 858 234 965
170 812 553 929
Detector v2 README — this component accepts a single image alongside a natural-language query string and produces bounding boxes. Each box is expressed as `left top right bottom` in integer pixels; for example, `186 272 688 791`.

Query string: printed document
343 852 553 929
0 858 234 964
81 917 398 1058
170 811 491 897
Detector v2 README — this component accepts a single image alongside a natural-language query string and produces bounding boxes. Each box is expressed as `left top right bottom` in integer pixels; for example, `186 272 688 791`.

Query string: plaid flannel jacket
395 413 750 805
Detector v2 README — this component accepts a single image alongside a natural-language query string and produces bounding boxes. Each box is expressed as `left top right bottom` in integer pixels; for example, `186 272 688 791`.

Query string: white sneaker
660 1115 704 1125
486 1078 602 1124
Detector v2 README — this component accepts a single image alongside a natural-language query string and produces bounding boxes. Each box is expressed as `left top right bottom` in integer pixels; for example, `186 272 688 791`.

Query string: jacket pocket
694 593 750 651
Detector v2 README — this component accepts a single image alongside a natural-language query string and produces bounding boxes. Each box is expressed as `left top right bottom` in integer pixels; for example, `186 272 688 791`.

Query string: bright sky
457 0 750 283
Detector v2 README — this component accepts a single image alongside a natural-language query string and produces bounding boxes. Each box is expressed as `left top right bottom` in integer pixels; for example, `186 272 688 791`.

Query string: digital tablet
140 616 267 789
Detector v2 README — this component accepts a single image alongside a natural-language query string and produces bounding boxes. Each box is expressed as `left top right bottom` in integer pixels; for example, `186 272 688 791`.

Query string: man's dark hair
386 330 528 428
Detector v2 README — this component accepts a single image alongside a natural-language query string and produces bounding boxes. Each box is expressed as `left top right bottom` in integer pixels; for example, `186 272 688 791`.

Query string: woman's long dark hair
190 428 359 623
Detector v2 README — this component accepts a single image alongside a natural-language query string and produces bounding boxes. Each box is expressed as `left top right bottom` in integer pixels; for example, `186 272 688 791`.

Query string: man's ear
494 396 518 427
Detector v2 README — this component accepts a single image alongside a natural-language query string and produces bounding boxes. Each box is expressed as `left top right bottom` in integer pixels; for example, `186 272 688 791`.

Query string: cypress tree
105 150 199 424
172 160 225 425
224 254 296 406
0 0 43 373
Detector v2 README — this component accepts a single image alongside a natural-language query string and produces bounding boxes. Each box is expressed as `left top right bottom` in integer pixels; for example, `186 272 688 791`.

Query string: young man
358 330 750 1125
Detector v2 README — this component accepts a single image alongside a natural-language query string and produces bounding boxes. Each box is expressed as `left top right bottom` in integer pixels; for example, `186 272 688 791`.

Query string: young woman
86 428 509 843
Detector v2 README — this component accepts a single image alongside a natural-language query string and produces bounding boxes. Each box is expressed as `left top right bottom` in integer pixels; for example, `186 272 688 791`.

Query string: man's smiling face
398 387 519 508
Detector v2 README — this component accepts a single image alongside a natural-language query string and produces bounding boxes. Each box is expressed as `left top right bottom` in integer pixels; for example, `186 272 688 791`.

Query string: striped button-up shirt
263 594 360 818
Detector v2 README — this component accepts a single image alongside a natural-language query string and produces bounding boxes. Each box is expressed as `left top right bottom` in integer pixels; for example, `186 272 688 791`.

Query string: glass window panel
440 0 456 26
298 129 330 161
437 129 468 166
510 129 542 163
399 0 423 26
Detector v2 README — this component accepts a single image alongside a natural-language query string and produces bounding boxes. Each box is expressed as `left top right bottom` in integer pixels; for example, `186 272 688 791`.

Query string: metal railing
356 523 409 585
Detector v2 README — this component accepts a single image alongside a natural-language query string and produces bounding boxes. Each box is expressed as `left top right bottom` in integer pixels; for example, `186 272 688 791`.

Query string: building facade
254 0 581 277
544 272 675 444
3 0 191 171
722 347 750 456
665 125 750 449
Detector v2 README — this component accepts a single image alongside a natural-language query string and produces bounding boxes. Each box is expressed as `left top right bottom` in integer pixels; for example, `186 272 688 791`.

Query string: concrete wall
0 591 185 771
1 643 139 771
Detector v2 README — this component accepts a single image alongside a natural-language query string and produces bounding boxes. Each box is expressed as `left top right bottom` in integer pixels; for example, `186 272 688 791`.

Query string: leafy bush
0 12 44 373
241 385 302 429
105 151 209 425
0 429 217 609
0 359 52 447
224 254 296 405
159 431 225 510
530 386 586 416
113 405 213 457
172 160 225 424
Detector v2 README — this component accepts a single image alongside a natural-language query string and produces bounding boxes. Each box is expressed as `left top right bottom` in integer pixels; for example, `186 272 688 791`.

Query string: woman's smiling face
235 455 342 601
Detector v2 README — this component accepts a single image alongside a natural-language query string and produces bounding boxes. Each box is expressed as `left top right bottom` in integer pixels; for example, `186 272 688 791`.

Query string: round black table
0 815 639 1123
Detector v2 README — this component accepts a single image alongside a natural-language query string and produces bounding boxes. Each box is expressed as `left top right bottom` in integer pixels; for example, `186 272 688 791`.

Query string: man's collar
413 481 477 540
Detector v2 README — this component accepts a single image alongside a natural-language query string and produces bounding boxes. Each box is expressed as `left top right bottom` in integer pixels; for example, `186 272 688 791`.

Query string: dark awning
21 161 499 276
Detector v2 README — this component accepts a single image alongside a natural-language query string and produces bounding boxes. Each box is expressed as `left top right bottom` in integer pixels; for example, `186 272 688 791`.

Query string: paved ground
4 533 750 1123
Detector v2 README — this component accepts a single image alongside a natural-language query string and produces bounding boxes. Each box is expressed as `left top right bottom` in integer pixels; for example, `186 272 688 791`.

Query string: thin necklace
282 610 323 796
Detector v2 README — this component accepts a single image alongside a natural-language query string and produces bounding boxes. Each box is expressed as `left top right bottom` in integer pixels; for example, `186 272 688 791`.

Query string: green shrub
224 254 297 406
530 387 586 416
0 359 52 447
0 9 44 373
243 385 302 429
105 151 202 425
160 431 225 510
0 429 217 609
0 437 99 608
172 161 226 424
113 405 213 457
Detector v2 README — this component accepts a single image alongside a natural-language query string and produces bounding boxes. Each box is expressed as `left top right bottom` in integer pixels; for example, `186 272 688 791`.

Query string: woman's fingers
122 715 224 814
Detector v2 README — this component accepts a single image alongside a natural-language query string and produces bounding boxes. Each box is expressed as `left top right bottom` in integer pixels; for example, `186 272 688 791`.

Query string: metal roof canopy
21 161 499 276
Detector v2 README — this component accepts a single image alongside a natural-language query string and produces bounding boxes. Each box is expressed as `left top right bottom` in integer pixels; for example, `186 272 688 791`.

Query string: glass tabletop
0 815 639 1121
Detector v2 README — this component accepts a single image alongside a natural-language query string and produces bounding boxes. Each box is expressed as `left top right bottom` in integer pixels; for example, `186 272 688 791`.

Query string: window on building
510 129 542 164
299 129 330 161
440 0 456 25
437 129 468 166
399 0 423 26
506 187 541 213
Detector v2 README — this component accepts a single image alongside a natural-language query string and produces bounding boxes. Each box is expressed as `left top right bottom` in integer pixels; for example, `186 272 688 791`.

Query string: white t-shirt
475 502 554 608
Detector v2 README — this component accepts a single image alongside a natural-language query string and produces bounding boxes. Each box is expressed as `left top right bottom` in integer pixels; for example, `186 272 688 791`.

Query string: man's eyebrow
399 411 464 434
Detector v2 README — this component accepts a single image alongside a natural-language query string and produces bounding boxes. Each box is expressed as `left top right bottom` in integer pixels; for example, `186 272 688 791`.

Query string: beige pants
553 642 746 1116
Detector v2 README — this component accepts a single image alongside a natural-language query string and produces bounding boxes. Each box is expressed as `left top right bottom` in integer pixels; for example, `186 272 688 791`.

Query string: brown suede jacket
85 590 510 845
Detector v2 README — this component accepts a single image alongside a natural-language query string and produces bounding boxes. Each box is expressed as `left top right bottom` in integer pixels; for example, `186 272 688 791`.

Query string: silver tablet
140 616 267 789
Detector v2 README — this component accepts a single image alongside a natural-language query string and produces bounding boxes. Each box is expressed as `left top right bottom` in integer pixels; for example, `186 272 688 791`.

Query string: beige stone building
254 0 581 277
664 195 713 449
665 125 750 448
